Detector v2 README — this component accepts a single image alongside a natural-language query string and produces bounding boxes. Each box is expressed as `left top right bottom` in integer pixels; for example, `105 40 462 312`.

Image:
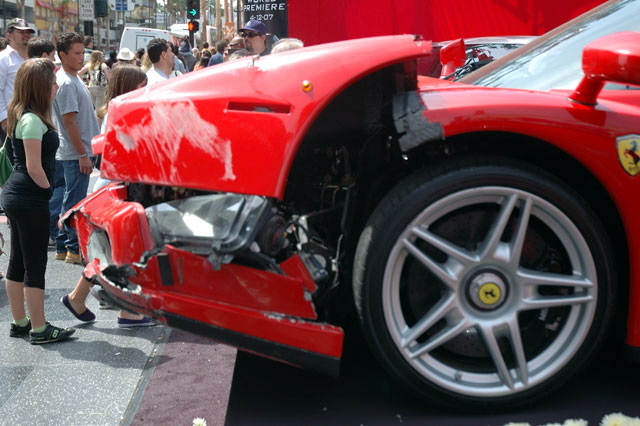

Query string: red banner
288 0 607 46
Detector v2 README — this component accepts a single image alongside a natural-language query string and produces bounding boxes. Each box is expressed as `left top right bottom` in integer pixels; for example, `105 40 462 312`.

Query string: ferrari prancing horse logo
617 134 640 176
478 283 501 305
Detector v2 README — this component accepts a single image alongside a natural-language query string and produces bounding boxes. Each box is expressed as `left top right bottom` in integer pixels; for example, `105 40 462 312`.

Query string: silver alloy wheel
382 186 597 397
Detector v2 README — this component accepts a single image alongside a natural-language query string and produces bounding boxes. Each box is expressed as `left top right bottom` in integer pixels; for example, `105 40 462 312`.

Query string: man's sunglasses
240 32 261 38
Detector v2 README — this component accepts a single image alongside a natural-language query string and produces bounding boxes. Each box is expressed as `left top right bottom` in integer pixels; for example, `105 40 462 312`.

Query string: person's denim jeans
55 159 91 255
49 160 66 241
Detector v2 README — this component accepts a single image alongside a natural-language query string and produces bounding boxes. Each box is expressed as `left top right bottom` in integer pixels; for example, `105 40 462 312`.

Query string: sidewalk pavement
130 329 236 426
0 221 236 426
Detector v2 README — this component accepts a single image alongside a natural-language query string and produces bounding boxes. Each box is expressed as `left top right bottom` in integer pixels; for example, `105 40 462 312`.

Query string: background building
2 0 241 50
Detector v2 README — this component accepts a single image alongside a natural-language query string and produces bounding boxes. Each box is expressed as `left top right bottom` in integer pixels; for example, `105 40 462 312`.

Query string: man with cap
0 18 35 141
238 20 272 56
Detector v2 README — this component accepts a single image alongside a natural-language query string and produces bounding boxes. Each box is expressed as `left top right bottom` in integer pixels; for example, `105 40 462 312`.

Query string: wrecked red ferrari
66 0 640 410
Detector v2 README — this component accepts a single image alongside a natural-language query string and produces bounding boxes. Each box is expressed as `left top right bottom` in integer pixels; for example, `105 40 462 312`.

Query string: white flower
192 417 207 426
601 413 632 426
564 419 588 426
529 420 588 426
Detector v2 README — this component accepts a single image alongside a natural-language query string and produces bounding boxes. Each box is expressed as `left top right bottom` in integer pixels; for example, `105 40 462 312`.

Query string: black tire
353 157 616 410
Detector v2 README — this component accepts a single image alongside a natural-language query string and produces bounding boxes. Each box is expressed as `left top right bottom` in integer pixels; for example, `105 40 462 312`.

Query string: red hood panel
99 35 432 198
101 99 237 189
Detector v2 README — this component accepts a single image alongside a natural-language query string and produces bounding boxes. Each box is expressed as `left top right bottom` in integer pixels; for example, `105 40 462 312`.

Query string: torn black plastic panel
393 91 444 151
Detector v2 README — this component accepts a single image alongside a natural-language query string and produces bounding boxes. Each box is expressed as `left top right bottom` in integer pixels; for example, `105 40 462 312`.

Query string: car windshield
459 0 640 90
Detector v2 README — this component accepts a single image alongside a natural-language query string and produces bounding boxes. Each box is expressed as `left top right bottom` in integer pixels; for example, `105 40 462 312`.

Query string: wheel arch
283 61 421 260
281 61 436 322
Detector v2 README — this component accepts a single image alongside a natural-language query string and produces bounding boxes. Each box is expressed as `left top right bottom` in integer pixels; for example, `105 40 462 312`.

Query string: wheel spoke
518 270 593 309
507 318 529 386
519 269 593 288
407 317 471 359
480 192 519 261
479 324 515 389
508 195 533 267
401 237 460 290
411 226 477 265
521 293 592 310
401 293 457 348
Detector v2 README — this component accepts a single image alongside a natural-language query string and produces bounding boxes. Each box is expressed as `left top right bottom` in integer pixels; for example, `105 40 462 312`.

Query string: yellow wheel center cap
468 271 508 310
478 283 501 305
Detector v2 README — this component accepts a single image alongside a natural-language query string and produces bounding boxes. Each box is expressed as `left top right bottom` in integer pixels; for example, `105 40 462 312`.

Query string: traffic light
188 20 199 33
94 0 108 17
186 0 200 19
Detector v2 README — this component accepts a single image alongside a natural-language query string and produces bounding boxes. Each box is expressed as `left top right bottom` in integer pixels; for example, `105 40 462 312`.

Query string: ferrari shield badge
617 134 640 176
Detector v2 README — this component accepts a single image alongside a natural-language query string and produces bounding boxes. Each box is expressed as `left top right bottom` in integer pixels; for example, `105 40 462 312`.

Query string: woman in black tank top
1 58 75 344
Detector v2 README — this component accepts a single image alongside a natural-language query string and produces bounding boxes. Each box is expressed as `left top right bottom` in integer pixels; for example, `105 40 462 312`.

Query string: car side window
604 83 640 90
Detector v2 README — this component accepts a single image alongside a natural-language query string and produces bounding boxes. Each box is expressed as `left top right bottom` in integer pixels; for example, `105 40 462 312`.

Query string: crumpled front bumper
63 183 344 375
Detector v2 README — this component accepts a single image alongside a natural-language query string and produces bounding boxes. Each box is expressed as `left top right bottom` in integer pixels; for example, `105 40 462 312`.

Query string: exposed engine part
288 214 336 285
126 183 200 207
256 214 287 258
295 215 312 246
207 252 234 271
321 185 350 210
298 241 332 283
319 147 353 210
101 264 138 290
312 234 343 308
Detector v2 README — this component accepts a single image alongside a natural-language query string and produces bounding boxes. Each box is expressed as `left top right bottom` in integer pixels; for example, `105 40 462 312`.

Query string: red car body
67 0 640 410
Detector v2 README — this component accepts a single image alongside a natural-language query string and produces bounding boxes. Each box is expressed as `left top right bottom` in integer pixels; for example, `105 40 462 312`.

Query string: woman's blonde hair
97 64 147 120
88 50 105 69
140 52 152 73
6 58 56 137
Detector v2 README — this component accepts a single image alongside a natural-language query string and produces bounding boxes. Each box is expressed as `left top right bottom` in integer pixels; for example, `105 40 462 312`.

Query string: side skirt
165 313 341 377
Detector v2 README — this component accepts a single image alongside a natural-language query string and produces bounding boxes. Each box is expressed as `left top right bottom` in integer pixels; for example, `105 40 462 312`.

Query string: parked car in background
67 0 640 411
119 27 171 54
417 35 536 79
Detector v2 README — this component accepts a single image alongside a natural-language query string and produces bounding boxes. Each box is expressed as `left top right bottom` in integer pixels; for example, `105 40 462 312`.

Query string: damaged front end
66 182 344 375
65 35 438 376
